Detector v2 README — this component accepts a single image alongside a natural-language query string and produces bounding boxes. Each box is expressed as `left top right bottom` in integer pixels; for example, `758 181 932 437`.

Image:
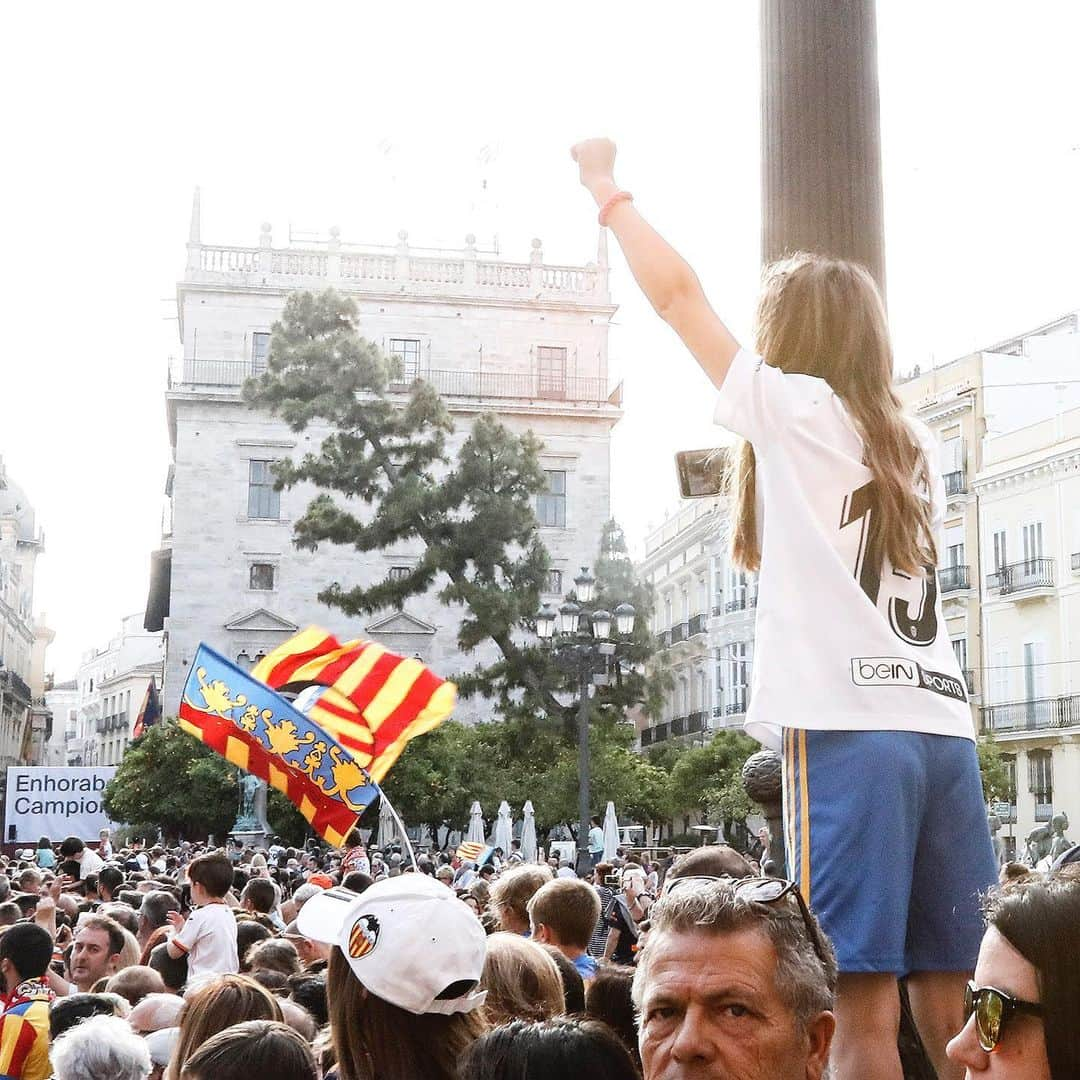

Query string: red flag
252 627 456 782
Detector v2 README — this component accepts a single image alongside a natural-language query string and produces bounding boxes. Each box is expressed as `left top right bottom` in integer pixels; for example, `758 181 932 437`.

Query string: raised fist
570 138 617 191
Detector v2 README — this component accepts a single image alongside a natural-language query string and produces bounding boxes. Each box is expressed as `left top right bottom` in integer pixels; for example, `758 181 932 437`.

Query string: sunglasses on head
661 875 830 970
964 982 1043 1053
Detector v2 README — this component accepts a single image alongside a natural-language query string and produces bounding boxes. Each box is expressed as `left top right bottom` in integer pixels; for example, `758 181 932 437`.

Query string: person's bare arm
602 927 619 962
571 138 740 390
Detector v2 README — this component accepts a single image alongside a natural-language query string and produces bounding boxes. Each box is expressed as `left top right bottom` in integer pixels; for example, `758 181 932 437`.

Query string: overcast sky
1 1 1077 678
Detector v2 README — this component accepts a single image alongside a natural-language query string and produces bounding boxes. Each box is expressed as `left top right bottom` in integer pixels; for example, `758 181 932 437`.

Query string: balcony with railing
187 227 611 305
655 630 672 649
986 559 1055 597
944 470 968 497
963 670 977 696
0 669 33 704
939 564 971 593
687 613 708 637
669 622 689 645
724 593 758 615
1072 552 1080 573
981 693 1080 735
176 359 622 408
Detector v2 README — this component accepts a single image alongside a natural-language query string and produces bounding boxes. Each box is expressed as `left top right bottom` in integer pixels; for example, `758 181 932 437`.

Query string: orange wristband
598 190 633 227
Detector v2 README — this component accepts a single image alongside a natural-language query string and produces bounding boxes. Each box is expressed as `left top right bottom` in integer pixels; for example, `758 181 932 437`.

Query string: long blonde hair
729 253 936 575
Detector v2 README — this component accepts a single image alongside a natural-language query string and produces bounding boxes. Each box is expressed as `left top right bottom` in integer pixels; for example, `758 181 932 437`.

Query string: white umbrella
377 795 396 850
520 800 538 863
602 800 620 861
467 800 485 844
493 800 513 855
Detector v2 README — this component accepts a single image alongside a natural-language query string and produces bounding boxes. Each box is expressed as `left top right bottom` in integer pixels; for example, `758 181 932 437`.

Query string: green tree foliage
104 721 238 841
663 730 759 828
243 289 661 733
381 716 669 845
977 735 1014 803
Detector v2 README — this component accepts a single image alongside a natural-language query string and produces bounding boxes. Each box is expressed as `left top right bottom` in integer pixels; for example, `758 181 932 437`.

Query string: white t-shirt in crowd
171 902 239 980
78 848 105 878
713 349 974 750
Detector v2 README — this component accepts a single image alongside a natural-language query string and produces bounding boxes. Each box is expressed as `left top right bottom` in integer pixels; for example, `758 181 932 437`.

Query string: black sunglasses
964 981 1043 1053
662 875 830 971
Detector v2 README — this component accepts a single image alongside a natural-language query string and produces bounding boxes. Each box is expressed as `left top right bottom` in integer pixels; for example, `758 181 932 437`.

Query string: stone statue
987 812 1004 867
1049 812 1071 861
231 771 270 844
741 749 785 878
1024 819 1056 868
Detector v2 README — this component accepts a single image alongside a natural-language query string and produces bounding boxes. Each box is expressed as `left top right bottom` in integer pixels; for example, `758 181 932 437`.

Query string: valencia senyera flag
178 644 382 846
252 627 457 783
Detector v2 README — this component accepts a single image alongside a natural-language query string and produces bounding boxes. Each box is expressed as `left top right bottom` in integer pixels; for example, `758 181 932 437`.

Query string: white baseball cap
297 875 487 1016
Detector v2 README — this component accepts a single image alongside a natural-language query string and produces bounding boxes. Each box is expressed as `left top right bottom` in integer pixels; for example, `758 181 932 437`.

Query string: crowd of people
0 825 1073 1079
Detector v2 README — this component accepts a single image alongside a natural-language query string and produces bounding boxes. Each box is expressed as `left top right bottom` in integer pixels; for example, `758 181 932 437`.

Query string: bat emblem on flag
348 914 381 959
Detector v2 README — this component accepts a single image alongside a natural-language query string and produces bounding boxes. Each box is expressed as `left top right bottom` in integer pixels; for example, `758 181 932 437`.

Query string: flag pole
379 792 418 871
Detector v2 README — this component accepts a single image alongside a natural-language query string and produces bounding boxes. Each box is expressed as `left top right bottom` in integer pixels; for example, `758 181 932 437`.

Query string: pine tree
243 289 660 732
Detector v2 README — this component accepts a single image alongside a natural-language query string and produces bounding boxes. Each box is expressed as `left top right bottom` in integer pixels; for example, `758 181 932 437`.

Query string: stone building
899 312 1080 859
147 194 623 720
638 496 757 750
0 456 51 771
66 613 164 767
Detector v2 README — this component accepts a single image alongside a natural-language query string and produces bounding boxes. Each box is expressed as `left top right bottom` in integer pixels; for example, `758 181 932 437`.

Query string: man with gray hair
632 878 837 1080
50 1013 151 1080
137 891 180 949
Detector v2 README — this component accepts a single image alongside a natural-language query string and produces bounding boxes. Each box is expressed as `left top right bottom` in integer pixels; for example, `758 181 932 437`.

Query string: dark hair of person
59 860 83 880
345 828 363 848
538 944 586 1015
252 969 290 996
37 836 51 849
326 946 487 1080
287 971 328 1027
667 844 754 881
98 865 126 897
0 922 53 981
458 1018 640 1080
58 836 86 857
237 921 274 971
49 992 124 1040
180 1018 317 1080
585 964 641 1067
243 878 277 914
985 867 1080 1078
0 901 22 926
1000 861 1031 883
187 853 235 898
341 871 372 894
148 939 188 993
11 894 39 918
100 903 140 936
171 974 283 1079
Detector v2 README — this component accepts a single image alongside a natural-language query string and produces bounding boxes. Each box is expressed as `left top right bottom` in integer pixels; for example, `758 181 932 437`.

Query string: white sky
1 1 1077 678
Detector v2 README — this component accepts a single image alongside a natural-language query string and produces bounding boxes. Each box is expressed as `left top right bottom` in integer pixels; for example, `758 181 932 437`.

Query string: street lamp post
536 567 636 877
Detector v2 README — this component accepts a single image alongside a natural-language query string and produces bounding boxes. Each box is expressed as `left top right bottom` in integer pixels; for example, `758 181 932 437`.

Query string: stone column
760 0 886 290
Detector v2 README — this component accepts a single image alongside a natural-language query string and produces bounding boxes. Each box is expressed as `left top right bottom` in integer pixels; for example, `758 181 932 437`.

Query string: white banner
4 767 117 844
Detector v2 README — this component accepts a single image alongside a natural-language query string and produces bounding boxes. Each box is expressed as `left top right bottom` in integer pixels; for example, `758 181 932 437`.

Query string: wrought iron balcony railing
944 470 968 497
687 613 708 637
986 559 1055 595
724 594 758 614
177 359 622 407
939 564 971 593
669 622 689 645
981 693 1080 734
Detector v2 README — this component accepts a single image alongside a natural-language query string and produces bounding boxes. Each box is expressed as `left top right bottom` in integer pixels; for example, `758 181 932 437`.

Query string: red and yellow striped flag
252 627 457 783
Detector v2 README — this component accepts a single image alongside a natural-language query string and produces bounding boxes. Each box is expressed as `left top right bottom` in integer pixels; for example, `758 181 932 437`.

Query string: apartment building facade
66 613 164 767
148 194 623 720
0 457 51 770
638 497 757 750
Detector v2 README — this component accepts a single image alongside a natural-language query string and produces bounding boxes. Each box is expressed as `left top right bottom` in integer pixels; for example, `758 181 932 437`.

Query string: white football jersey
713 349 974 751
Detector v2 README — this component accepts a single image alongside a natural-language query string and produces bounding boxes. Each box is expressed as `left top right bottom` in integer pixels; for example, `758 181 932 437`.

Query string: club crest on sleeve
348 914 380 959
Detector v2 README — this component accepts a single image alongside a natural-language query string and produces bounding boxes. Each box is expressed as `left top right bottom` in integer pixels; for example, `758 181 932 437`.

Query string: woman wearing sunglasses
946 868 1080 1077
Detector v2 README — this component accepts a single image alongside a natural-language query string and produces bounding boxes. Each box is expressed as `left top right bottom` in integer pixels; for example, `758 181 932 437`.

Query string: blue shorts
782 728 997 975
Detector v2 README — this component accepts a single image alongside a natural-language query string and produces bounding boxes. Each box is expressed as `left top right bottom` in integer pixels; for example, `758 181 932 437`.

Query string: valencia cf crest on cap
348 914 380 959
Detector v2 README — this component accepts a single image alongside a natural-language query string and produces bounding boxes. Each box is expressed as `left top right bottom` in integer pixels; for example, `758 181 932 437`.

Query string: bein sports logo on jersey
851 657 967 703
